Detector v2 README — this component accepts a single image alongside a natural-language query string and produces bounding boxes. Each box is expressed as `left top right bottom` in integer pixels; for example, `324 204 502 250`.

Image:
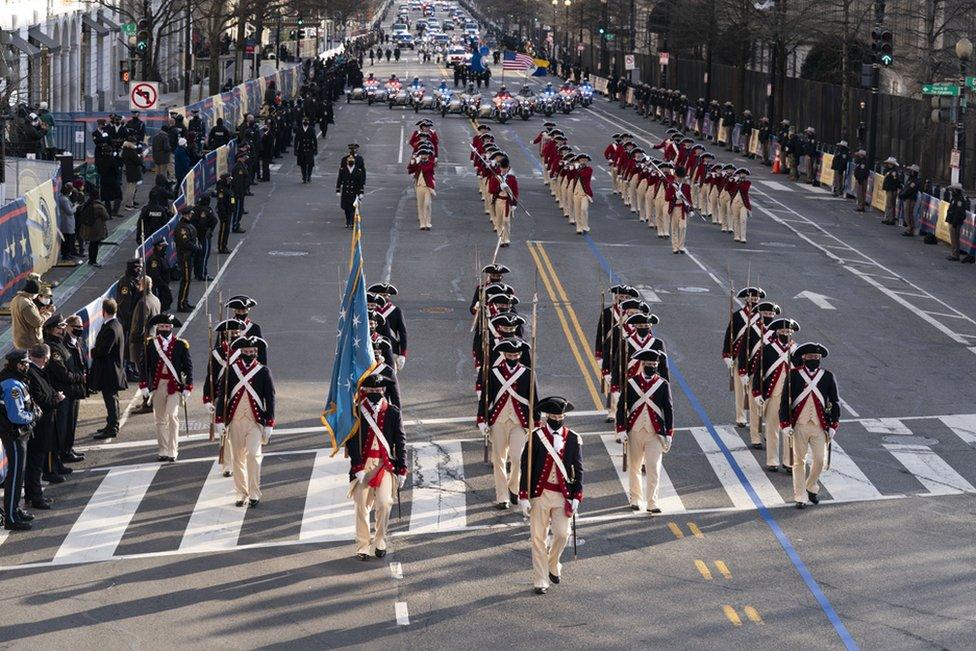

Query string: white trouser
153 390 180 459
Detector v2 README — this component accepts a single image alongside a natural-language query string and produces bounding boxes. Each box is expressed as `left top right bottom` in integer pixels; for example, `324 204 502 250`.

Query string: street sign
129 81 159 110
121 22 136 36
950 148 961 169
659 52 669 66
922 83 960 96
624 54 635 71
967 76 976 91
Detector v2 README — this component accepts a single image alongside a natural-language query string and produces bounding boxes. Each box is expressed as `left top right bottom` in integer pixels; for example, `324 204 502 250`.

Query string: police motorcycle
557 82 578 114
440 90 467 117
579 78 594 107
492 86 517 123
515 85 537 120
537 83 558 117
386 76 412 109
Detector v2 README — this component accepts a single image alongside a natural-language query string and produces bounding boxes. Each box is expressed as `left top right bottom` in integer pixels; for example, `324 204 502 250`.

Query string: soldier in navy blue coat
215 336 275 507
139 314 192 462
348 373 408 560
368 283 408 370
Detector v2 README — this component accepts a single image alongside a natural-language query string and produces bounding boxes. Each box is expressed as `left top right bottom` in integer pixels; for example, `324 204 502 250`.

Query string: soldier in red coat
667 166 693 254
573 153 594 234
407 146 436 230
488 155 519 246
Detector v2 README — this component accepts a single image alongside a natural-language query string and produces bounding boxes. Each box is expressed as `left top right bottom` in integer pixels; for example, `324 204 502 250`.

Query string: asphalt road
3 44 976 649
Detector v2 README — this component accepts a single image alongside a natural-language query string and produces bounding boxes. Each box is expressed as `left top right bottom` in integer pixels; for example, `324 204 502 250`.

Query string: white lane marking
884 443 976 496
838 399 860 418
756 180 795 192
53 464 160 564
820 441 886 502
861 418 912 435
599 434 684 513
940 414 976 447
178 461 247 552
793 290 836 310
397 121 405 164
690 426 785 509
390 561 403 579
409 440 467 534
395 601 410 625
298 451 356 542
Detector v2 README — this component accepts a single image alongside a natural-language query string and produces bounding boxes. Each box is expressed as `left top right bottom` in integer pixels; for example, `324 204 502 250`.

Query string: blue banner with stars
0 199 33 307
322 210 377 452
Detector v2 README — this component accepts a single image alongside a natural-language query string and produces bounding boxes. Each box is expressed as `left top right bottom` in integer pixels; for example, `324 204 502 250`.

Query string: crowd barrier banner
870 173 888 212
0 200 32 307
819 153 835 188
23 175 62 275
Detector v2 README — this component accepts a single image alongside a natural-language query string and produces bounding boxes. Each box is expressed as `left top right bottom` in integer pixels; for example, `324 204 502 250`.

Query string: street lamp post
564 0 571 56
955 37 972 187
551 0 558 63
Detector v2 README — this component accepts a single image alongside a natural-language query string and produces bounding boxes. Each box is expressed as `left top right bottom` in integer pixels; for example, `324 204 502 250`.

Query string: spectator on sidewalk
945 184 971 262
880 157 901 225
11 278 53 350
783 128 799 181
607 74 618 102
38 102 56 160
121 139 143 210
853 150 869 212
78 189 110 267
758 117 771 165
831 141 850 196
899 164 921 236
56 184 78 262
802 127 819 184
174 138 191 185
152 125 173 181
90 299 127 440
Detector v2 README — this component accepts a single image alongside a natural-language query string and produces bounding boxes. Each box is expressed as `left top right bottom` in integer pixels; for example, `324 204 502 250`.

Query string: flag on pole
322 209 377 452
502 51 536 71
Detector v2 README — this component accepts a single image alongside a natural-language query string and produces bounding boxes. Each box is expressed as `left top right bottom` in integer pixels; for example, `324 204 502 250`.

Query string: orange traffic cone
772 150 781 174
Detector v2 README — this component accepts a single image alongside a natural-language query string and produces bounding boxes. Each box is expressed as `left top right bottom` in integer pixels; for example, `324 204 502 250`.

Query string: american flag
502 51 535 71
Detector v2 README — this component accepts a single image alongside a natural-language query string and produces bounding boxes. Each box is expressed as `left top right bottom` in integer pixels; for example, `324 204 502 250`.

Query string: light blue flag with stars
322 215 377 452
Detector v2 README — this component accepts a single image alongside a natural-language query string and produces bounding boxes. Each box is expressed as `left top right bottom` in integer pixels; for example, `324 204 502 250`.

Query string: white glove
139 386 150 399
739 374 750 387
755 396 765 408
478 422 488 436
723 357 733 369
395 355 406 371
214 422 225 436
336 191 341 196
519 499 531 517
355 470 366 484
261 426 273 445
397 474 407 490
570 498 579 515
827 427 836 440
660 435 672 453
618 431 629 444
781 426 794 438
206 402 216 414
181 389 191 398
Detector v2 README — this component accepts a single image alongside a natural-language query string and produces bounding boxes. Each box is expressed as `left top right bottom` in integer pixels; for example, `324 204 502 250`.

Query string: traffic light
871 28 893 66
930 96 956 123
119 60 131 83
136 18 151 54
297 14 304 26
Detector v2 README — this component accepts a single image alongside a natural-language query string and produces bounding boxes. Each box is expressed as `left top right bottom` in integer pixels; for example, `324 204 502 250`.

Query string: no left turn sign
129 81 159 110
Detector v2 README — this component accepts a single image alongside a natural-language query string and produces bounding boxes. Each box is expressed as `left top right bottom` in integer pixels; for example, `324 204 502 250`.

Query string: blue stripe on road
582 233 859 651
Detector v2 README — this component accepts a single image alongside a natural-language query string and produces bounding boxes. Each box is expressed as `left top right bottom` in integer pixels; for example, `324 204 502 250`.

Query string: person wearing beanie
11 279 53 350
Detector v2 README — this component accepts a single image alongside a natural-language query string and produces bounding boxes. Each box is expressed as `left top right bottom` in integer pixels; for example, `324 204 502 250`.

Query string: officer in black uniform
295 117 318 183
41 315 85 479
215 173 234 253
124 110 146 143
336 152 366 227
232 154 249 233
173 207 201 312
115 258 144 379
147 238 174 310
207 117 233 150
830 141 851 196
191 192 218 281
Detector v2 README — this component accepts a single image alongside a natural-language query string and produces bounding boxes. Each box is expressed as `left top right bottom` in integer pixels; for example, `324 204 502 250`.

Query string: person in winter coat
295 117 318 183
56 184 78 261
945 184 972 262
121 139 144 209
78 190 110 267
152 125 173 180
174 138 191 184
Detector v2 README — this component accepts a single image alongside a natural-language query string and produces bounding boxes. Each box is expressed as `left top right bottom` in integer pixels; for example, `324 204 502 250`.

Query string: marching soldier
594 285 638 373
368 311 396 368
139 314 192 462
409 119 440 158
214 336 275 508
602 298 648 420
729 168 753 243
532 122 557 182
173 207 200 312
717 164 736 233
470 263 511 315
204 319 245 477
336 153 366 228
653 162 673 237
692 152 714 214
779 342 840 509
519 396 583 595
723 286 765 427
478 338 539 509
407 146 436 231
226 296 263 339
737 300 781 447
294 117 318 183
668 166 693 254
615 349 674 513
488 155 519 247
348 373 408 560
603 133 624 191
610 313 670 387
573 153 593 234
752 317 799 471
367 283 407 369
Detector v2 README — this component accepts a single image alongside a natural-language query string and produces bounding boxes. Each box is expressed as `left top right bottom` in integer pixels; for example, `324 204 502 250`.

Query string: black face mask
778 334 790 345
644 366 657 376
506 359 518 369
365 393 382 404
804 360 820 371
72 327 84 337
762 315 773 325
546 418 563 430
241 354 256 364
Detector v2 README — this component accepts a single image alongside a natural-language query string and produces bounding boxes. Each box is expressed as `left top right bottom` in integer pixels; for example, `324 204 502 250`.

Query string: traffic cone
771 150 781 174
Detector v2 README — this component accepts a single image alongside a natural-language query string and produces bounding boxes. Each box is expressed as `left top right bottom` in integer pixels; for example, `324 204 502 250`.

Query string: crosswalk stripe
599 434 684 512
884 443 976 496
53 464 161 564
819 442 884 502
756 180 795 192
299 451 355 543
178 461 248 552
409 441 467 534
939 414 976 447
861 418 912 435
690 426 785 508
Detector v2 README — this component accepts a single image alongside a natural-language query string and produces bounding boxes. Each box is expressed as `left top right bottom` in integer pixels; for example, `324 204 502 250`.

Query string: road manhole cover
268 250 308 257
882 435 938 446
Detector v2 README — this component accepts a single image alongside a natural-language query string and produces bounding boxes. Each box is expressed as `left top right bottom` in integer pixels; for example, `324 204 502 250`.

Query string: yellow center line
526 242 604 410
743 606 764 624
715 560 733 579
694 560 713 580
532 242 604 379
723 605 743 626
667 522 684 539
688 522 704 538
